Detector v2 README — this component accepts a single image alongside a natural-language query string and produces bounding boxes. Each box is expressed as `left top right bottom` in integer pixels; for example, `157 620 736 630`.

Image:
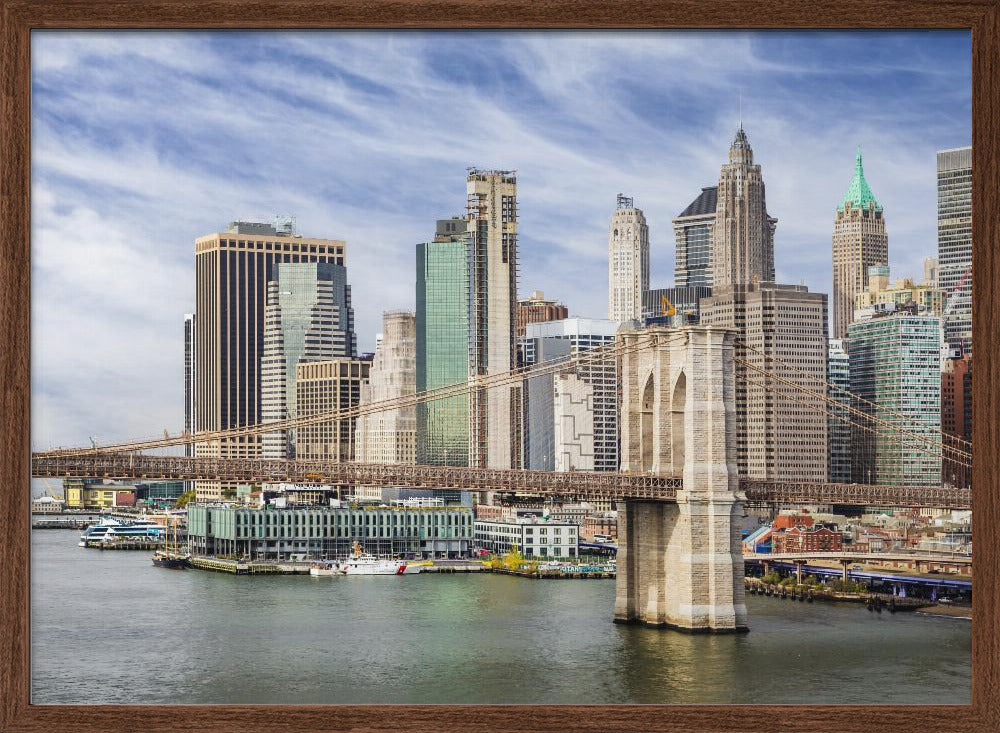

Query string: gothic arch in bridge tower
639 373 655 473
670 371 686 476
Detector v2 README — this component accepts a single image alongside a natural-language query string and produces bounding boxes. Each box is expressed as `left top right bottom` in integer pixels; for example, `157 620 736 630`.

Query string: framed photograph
2 1 998 731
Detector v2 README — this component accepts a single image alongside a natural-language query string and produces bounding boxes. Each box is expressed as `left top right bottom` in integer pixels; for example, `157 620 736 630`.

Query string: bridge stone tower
614 325 748 632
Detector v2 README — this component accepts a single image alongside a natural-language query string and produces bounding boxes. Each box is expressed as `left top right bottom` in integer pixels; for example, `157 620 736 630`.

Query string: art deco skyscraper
832 147 888 341
711 127 776 288
608 194 649 322
467 169 519 469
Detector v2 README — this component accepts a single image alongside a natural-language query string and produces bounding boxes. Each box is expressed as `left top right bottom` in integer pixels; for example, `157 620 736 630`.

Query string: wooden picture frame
2 1 997 730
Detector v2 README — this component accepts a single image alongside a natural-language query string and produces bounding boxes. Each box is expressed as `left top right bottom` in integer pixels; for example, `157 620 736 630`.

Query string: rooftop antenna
739 92 743 129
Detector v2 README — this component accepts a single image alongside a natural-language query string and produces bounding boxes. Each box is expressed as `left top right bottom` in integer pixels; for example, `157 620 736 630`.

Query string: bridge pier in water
613 325 748 633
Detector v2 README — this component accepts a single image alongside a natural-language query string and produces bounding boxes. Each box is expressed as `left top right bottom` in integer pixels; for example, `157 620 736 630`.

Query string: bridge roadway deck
30 454 971 509
745 552 972 566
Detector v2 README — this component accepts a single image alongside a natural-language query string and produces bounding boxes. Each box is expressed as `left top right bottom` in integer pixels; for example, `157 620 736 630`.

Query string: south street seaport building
187 505 473 560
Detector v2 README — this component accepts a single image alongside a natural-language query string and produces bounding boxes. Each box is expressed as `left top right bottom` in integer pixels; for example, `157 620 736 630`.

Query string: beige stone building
832 147 888 340
193 220 346 501
608 193 650 322
854 265 947 319
295 358 371 462
354 310 417 466
701 283 829 481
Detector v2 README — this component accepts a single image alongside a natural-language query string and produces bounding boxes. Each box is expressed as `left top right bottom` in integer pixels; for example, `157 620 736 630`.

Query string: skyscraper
848 307 943 486
701 283 828 481
193 220 346 500
941 352 971 488
673 186 717 288
831 146 888 341
608 194 649 322
260 262 355 459
711 127 776 289
183 313 196 459
416 220 470 467
467 169 519 469
354 310 417 466
827 339 851 484
937 147 972 354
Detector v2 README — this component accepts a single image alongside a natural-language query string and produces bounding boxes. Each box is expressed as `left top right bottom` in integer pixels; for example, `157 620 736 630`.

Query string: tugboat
340 541 422 575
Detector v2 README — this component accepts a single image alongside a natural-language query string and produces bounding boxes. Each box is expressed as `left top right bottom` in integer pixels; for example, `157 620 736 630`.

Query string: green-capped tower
838 146 882 213
832 145 888 341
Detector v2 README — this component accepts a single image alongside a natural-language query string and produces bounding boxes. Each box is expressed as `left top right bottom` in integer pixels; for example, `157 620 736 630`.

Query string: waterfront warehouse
187 504 473 560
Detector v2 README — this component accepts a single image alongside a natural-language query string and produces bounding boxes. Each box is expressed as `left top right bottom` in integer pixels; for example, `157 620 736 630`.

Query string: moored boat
340 541 422 575
309 560 340 577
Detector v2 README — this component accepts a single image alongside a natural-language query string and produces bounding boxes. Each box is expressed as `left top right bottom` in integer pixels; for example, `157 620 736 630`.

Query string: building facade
193 220 347 500
711 127 776 289
260 262 355 459
828 339 852 484
641 286 712 323
831 147 889 341
608 193 650 322
187 504 473 560
848 309 943 486
184 313 196 458
467 169 520 469
941 352 972 488
354 310 417 466
521 318 620 473
473 517 579 558
516 290 569 337
416 220 470 466
294 357 371 462
853 265 946 319
937 147 973 354
673 186 717 288
701 283 829 481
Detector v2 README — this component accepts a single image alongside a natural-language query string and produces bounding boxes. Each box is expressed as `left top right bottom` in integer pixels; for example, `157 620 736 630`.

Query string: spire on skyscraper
839 145 882 212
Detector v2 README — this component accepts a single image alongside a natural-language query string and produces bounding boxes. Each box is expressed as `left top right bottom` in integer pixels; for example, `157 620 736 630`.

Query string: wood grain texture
1 1 997 731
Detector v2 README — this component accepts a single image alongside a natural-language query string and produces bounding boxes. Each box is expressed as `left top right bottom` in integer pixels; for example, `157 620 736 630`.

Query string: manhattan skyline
30 30 971 449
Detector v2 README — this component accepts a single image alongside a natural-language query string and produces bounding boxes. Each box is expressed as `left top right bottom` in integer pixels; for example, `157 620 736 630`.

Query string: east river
30 530 971 705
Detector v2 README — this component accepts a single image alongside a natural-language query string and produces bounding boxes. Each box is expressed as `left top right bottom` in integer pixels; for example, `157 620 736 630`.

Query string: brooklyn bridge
31 326 972 633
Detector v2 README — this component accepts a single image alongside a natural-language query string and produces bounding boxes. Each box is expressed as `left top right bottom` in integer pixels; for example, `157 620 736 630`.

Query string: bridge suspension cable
37 330 687 458
735 337 972 451
740 370 970 469
736 356 971 463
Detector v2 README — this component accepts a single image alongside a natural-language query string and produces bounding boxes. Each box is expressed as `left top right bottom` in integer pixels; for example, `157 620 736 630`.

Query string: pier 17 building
187 505 473 560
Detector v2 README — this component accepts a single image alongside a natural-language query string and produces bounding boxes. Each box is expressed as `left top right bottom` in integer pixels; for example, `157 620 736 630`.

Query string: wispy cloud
30 30 972 448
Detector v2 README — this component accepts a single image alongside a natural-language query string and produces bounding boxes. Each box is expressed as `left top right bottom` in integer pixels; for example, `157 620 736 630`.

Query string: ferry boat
339 542 422 575
79 518 165 547
309 560 340 577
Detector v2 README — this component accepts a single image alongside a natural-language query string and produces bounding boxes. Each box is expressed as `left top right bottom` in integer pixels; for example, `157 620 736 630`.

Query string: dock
188 556 311 575
81 538 163 550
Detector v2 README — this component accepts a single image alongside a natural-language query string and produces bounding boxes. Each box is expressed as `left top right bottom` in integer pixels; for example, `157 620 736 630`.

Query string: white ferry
339 542 422 575
79 518 165 547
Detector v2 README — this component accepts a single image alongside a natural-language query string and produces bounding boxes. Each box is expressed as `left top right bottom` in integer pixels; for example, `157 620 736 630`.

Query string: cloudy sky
30 30 971 450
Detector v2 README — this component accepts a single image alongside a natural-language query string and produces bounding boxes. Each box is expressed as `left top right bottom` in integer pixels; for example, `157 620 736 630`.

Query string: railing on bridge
31 454 971 509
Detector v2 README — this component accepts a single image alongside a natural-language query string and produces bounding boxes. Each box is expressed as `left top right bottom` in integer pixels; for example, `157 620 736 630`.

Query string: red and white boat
340 541 422 575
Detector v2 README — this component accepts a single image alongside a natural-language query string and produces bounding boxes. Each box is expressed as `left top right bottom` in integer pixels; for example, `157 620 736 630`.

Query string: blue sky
30 30 971 450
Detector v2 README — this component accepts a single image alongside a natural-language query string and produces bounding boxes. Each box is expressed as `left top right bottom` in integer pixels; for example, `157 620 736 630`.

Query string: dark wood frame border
2 1 997 731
